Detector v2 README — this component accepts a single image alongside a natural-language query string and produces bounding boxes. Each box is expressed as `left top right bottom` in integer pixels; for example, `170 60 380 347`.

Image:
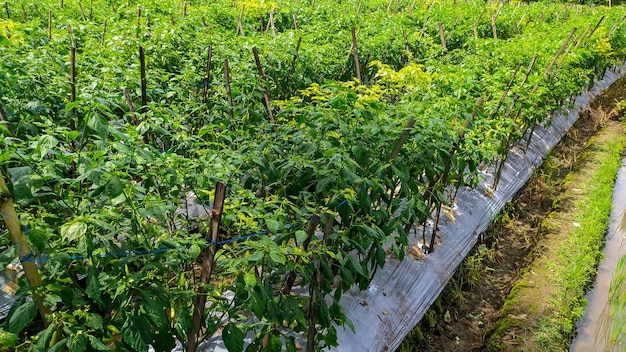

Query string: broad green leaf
189 244 201 259
121 316 151 352
67 332 87 352
105 177 124 198
295 230 308 244
7 300 37 334
28 227 48 252
222 323 244 352
86 313 103 331
36 135 58 160
88 335 111 351
0 328 18 348
243 272 256 287
265 219 281 234
86 266 101 301
60 222 88 243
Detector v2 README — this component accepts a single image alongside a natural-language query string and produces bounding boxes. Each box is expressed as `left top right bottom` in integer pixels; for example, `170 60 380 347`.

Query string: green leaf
86 313 103 331
268 250 286 264
86 266 101 301
48 339 68 352
87 113 110 139
105 177 124 198
36 135 58 160
60 221 88 243
7 300 37 334
189 244 201 260
67 332 87 352
222 323 244 352
88 335 111 351
295 230 308 244
244 272 256 287
121 316 151 352
265 219 281 234
0 328 18 348
28 227 48 252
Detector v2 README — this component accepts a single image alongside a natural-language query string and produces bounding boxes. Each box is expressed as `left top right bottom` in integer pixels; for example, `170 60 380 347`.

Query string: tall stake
78 1 86 20
224 58 235 129
5 2 9 18
438 22 447 50
351 26 362 82
203 46 212 104
122 88 139 126
48 10 52 41
139 45 147 112
282 36 302 100
252 47 275 123
186 181 227 352
544 27 577 76
0 175 51 325
101 19 107 46
70 45 76 103
490 11 498 39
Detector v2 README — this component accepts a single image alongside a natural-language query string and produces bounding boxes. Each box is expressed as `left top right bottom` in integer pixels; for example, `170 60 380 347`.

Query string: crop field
0 0 625 351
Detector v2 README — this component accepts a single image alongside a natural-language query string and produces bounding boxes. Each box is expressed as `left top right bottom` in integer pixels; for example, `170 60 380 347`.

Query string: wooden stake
269 9 275 37
292 13 298 30
388 118 416 163
79 2 86 20
449 14 462 38
0 103 15 137
183 1 187 20
473 22 478 39
202 16 207 27
402 29 409 53
139 46 147 112
70 44 76 104
0 175 51 325
186 181 227 352
48 10 52 41
574 23 592 49
237 4 245 37
419 16 430 39
122 88 139 126
136 8 141 38
281 216 319 294
203 46 212 104
5 2 9 19
544 27 577 76
587 16 605 40
438 22 447 50
492 62 522 117
101 19 107 46
490 11 498 39
351 26 362 82
252 47 275 123
21 4 27 22
224 58 235 129
282 36 302 99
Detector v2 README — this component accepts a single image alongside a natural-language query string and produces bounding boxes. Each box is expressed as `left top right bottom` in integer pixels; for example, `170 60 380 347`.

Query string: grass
488 126 626 351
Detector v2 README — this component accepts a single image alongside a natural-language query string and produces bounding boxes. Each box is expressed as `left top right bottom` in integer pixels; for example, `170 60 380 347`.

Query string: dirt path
401 77 626 352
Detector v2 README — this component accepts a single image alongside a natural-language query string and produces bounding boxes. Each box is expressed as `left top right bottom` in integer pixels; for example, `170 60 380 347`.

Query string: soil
407 76 626 352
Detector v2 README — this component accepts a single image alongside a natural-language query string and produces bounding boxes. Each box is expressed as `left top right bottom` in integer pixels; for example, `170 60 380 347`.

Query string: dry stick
281 36 302 100
428 117 472 253
292 13 298 30
0 104 15 137
48 10 52 41
224 58 235 129
418 16 430 39
402 29 409 53
491 62 522 117
351 26 362 82
281 216 319 294
136 8 141 38
438 22 447 51
473 22 478 40
252 47 275 123
544 27 577 76
186 181 227 352
490 11 498 39
139 46 147 112
79 2 86 20
202 46 212 104
237 4 245 37
448 14 462 38
122 88 140 126
0 176 51 326
101 19 107 46
574 23 592 48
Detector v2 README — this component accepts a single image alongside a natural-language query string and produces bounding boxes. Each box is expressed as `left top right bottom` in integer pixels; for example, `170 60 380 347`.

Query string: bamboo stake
79 2 86 20
351 26 362 82
252 47 275 123
48 10 52 41
492 62 522 117
419 16 429 39
544 27 577 76
269 9 275 37
388 118 416 162
438 22 447 50
402 29 409 53
5 2 9 18
237 4 245 37
203 46 212 104
139 46 147 112
292 13 298 30
282 36 302 99
70 44 76 104
186 181 226 352
587 15 605 40
0 103 14 137
574 23 592 49
224 58 235 129
21 4 27 22
182 1 186 20
136 8 141 38
490 11 498 39
449 14 462 38
473 22 478 39
101 19 107 46
0 175 51 325
122 88 139 126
